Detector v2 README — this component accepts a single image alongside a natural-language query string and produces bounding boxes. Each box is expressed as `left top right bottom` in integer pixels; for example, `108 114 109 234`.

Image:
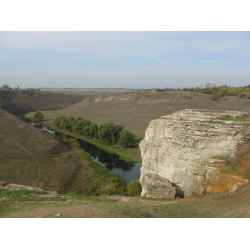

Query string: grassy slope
2 182 250 217
0 89 88 114
0 108 111 195
31 91 250 161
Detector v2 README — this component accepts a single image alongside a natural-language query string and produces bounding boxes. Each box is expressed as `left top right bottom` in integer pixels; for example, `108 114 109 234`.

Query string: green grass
222 117 250 122
63 193 111 201
242 123 250 127
208 121 225 125
229 164 239 172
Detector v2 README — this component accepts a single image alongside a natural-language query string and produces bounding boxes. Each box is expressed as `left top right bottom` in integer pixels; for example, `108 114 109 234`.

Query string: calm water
54 131 141 185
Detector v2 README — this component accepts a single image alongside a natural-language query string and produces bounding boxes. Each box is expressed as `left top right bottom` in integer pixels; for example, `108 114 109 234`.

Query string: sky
0 31 249 89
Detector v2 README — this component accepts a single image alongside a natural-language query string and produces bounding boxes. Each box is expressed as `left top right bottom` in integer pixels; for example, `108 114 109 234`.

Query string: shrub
127 180 142 197
22 116 31 123
212 95 219 101
68 138 80 148
34 122 42 128
105 183 127 196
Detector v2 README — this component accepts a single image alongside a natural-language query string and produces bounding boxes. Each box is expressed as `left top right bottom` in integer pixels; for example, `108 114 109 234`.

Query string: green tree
127 180 142 197
74 119 85 134
53 116 63 126
194 87 202 92
89 122 99 138
118 129 135 148
64 116 75 130
33 111 44 122
59 117 67 129
113 125 124 144
98 123 115 145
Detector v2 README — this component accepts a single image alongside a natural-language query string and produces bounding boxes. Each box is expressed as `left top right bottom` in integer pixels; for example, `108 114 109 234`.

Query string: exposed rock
1 181 59 194
4 183 43 191
139 109 250 197
140 173 176 198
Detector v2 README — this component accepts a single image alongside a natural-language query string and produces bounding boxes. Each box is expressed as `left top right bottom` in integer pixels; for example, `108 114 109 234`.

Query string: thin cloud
201 61 237 64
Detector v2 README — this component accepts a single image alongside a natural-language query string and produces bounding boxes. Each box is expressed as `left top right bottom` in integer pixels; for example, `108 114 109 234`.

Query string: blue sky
0 31 249 89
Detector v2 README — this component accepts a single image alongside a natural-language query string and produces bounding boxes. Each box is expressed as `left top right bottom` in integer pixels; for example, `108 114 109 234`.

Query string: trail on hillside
0 135 40 185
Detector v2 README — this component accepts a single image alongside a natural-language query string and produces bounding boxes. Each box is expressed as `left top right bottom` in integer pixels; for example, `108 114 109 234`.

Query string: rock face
139 109 250 197
140 173 176 198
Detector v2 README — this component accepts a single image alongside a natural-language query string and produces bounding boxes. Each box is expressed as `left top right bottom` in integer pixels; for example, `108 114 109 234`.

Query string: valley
2 88 250 217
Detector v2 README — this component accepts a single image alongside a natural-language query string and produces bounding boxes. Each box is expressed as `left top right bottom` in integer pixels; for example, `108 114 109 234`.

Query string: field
40 88 133 96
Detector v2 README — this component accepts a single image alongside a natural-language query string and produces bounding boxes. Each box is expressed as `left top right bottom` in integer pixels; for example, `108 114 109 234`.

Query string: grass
0 88 88 115
79 148 126 186
242 123 250 127
222 117 250 122
0 108 118 196
208 121 225 125
2 184 250 217
229 164 239 172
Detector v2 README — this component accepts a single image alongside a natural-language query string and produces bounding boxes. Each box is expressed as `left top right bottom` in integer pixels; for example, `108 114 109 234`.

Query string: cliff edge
139 109 250 198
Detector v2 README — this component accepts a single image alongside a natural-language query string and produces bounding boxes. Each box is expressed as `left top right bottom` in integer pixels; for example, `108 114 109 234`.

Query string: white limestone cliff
139 109 250 198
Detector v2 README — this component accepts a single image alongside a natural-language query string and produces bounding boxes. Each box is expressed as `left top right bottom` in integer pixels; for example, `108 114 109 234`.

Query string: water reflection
54 131 141 184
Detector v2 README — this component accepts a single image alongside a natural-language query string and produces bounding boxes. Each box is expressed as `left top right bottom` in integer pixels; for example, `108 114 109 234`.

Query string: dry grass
0 89 88 114
2 182 250 217
0 108 110 194
40 88 132 96
34 90 250 147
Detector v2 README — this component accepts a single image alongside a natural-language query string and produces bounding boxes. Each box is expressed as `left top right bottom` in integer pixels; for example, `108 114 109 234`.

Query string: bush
105 183 127 196
68 138 80 148
21 116 31 123
127 180 142 197
34 122 42 128
212 94 219 101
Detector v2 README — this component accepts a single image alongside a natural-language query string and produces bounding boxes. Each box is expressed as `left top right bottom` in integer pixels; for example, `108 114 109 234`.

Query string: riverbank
53 124 141 163
24 112 142 163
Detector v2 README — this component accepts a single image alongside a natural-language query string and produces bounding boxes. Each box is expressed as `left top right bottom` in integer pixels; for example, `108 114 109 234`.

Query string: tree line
53 116 135 148
176 83 250 97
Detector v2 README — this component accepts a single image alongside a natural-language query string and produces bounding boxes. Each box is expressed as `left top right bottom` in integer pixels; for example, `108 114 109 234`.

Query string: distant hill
0 89 88 114
38 89 250 139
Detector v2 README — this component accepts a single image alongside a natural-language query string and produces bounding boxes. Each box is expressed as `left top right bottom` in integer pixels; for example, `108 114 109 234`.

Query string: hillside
0 89 88 114
0 108 111 195
37 90 250 139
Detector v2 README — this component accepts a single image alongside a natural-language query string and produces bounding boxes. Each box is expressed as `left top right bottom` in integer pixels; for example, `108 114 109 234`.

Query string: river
32 123 141 185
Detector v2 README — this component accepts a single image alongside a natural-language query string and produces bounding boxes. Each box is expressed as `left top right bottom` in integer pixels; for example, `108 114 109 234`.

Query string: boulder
140 173 176 198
